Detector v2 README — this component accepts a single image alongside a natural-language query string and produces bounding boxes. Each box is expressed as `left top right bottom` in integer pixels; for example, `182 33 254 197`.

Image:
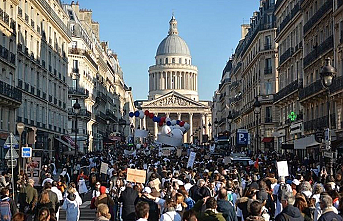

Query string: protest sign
127 168 146 184
224 157 231 165
135 129 149 138
100 162 108 174
161 148 171 156
150 178 161 191
187 152 196 168
277 161 289 177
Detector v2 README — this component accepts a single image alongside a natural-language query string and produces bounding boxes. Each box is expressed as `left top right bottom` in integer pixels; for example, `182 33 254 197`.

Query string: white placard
277 161 289 177
187 152 196 168
100 162 109 174
157 134 183 147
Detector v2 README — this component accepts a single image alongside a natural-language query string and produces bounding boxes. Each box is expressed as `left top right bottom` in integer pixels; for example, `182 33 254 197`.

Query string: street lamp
227 111 233 154
208 123 212 141
253 96 261 154
320 57 336 177
73 102 81 158
214 119 218 139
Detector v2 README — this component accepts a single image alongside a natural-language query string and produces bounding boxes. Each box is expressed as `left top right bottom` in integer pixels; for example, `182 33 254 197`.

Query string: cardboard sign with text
127 168 146 184
161 149 171 156
150 178 161 191
277 161 289 177
187 152 196 168
100 162 108 174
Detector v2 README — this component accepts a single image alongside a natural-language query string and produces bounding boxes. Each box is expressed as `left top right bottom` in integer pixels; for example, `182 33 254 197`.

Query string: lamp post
208 123 212 140
214 119 218 139
320 57 336 177
73 102 81 158
227 111 233 154
253 96 261 154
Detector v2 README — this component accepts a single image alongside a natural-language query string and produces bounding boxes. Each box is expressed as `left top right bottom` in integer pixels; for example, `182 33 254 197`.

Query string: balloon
179 127 186 134
134 111 140 117
167 121 172 126
176 120 180 125
149 113 154 119
144 110 150 116
153 116 158 122
139 110 144 119
171 120 177 126
157 117 161 122
179 121 185 127
184 123 190 130
160 117 166 123
166 117 171 123
161 125 172 135
171 129 183 139
129 112 134 118
159 121 163 126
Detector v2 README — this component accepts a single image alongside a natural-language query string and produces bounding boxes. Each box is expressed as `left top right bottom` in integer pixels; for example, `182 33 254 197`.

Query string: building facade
136 16 212 144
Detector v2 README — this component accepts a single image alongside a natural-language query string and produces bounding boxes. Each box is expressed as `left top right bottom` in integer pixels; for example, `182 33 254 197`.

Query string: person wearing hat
95 186 115 209
291 179 300 196
61 192 80 221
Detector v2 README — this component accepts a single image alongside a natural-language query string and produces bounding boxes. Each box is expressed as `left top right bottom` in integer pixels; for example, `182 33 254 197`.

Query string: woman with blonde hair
95 204 111 221
175 193 187 217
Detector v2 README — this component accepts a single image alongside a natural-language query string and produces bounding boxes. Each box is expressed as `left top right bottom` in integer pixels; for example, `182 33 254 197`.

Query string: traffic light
27 127 37 145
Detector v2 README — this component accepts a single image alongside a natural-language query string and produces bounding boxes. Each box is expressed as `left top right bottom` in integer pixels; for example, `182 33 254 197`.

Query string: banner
25 157 41 186
161 149 171 156
150 178 161 191
277 161 289 177
187 152 196 168
100 162 108 174
127 168 146 184
135 129 149 138
124 150 137 156
176 149 182 157
157 134 183 147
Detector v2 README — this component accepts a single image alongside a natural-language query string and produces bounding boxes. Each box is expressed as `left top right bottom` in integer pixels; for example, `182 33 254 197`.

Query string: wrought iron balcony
299 79 323 100
106 109 118 122
72 68 79 74
68 108 91 120
279 47 294 65
274 80 299 102
68 86 89 97
304 0 332 34
330 75 343 94
0 81 22 103
95 111 107 123
304 35 333 68
304 115 336 131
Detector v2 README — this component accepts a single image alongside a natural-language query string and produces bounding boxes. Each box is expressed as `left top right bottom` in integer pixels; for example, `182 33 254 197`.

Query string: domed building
136 16 212 144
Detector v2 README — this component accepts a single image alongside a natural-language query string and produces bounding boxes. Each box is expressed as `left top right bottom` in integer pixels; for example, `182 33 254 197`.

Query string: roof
156 35 190 56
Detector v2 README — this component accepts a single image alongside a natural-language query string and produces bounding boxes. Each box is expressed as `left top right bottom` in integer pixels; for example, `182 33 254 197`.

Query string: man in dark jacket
318 194 343 221
217 188 238 221
136 187 159 221
119 182 139 221
275 192 304 221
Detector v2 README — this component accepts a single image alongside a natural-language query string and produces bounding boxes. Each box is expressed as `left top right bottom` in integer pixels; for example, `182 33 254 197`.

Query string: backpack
277 183 287 201
0 198 11 221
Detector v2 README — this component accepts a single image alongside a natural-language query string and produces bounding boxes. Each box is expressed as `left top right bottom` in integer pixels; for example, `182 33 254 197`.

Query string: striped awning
62 135 78 147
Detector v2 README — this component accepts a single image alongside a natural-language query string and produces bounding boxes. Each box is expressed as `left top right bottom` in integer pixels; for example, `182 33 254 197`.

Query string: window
165 58 168 64
159 59 162 64
179 58 182 63
172 58 175 63
36 104 39 123
185 59 187 64
73 60 78 69
72 41 77 49
265 82 272 94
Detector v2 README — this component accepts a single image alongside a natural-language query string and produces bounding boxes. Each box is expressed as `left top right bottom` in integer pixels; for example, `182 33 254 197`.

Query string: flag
254 158 259 169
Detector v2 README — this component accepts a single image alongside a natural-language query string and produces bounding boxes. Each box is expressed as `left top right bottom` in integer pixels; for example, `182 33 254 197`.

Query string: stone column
143 115 146 130
177 113 181 120
189 113 193 143
200 114 204 144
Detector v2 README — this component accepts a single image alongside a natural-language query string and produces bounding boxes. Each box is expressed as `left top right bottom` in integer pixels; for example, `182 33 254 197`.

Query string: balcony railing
106 109 118 122
279 47 294 65
0 81 22 103
304 0 332 34
304 114 336 131
49 95 52 102
68 86 89 97
264 44 272 50
72 67 79 74
97 91 107 102
330 75 343 93
264 67 272 75
274 80 299 102
68 108 91 119
299 79 323 100
303 35 333 68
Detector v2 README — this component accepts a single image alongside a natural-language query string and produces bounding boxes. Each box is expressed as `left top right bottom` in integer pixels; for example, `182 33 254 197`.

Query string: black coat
136 196 159 221
275 205 304 221
318 210 343 221
118 187 138 221
216 199 238 221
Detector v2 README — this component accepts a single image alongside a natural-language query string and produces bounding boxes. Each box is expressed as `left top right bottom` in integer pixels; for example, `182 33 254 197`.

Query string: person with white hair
317 193 342 221
272 176 292 217
275 192 304 221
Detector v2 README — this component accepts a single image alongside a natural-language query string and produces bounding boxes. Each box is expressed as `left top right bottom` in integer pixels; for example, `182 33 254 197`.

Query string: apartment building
273 0 304 153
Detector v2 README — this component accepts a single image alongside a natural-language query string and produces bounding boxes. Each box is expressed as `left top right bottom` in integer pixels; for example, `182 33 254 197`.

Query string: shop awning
55 137 74 150
281 144 294 149
262 137 273 143
294 135 320 150
62 135 78 147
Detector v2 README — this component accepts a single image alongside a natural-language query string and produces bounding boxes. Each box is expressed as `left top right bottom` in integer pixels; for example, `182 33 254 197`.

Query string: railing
294 41 303 52
304 115 335 131
279 47 294 65
338 0 343 8
97 91 107 102
72 68 79 73
303 35 333 68
299 79 323 100
264 44 272 50
68 86 89 97
264 67 272 75
18 7 22 17
106 109 118 122
36 89 40 97
330 75 343 93
274 80 299 102
25 14 29 23
304 0 332 34
69 48 98 69
0 81 22 103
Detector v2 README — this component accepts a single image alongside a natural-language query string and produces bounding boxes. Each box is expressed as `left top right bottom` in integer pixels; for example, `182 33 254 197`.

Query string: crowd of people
1 144 343 221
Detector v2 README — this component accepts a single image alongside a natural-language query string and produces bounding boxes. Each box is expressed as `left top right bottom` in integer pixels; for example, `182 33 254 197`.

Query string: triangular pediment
143 91 206 108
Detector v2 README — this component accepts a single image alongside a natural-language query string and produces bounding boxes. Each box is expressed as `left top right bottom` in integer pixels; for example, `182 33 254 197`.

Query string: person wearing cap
136 187 159 221
95 186 114 209
275 192 303 221
291 179 300 196
272 176 292 217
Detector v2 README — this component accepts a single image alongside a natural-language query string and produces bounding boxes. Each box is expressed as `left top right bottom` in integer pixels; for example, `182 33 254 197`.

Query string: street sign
5 148 19 159
3 133 19 149
7 159 17 168
22 147 32 158
323 151 333 158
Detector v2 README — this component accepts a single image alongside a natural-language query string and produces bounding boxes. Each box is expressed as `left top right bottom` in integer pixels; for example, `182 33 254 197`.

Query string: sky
64 0 261 101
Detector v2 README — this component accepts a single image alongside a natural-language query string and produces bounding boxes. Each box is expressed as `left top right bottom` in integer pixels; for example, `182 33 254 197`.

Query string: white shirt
51 186 63 201
42 178 54 186
136 218 148 221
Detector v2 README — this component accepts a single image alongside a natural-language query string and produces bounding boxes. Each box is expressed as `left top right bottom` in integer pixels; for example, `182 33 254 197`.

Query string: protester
216 188 238 221
61 192 80 221
275 192 304 221
0 187 18 220
135 201 150 221
119 183 138 221
95 204 112 221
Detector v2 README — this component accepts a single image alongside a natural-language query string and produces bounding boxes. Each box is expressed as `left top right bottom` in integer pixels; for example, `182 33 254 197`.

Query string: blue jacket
216 199 238 221
318 209 343 221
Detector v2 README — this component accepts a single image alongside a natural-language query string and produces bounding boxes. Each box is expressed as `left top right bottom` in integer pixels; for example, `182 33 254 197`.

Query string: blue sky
65 1 261 100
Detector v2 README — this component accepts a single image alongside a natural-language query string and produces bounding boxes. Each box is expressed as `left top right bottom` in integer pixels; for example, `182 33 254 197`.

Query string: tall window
265 82 272 94
165 58 168 64
266 106 272 121
172 58 175 63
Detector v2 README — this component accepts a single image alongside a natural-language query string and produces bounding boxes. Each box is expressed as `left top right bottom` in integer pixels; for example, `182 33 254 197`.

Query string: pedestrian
245 201 265 221
119 183 139 221
61 192 80 221
275 192 304 221
37 207 55 221
194 197 225 221
182 210 197 221
51 181 63 221
24 179 38 221
95 204 112 221
216 188 238 221
35 190 54 221
135 201 150 221
0 187 18 221
11 212 26 221
159 197 182 221
272 176 292 217
43 182 59 218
